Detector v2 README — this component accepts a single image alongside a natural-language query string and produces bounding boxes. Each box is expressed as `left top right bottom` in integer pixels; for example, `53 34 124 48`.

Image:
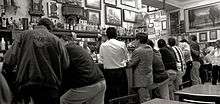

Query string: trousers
60 80 106 104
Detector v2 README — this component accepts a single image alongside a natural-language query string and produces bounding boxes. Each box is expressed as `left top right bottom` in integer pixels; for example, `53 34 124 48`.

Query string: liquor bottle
18 18 23 30
1 37 5 50
1 9 6 29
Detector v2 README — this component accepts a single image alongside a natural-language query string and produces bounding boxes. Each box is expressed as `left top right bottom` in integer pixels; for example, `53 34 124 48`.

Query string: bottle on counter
18 18 23 30
1 9 6 29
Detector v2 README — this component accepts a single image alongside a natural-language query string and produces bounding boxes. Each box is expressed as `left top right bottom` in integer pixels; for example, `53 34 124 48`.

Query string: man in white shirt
99 27 128 104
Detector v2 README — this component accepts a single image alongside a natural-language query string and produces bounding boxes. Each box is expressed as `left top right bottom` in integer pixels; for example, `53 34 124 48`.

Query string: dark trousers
212 65 220 85
200 64 212 84
182 61 192 87
103 68 128 104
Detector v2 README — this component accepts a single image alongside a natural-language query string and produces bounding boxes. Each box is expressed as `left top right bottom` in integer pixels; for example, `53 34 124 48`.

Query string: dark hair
136 33 148 44
38 18 54 31
157 39 167 48
147 39 154 48
190 35 197 41
180 39 188 43
106 27 117 39
168 38 176 46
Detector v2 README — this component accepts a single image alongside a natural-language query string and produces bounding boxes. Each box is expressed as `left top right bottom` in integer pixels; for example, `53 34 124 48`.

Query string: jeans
60 80 106 104
152 79 170 100
166 70 177 100
212 65 220 85
137 87 151 103
200 64 212 84
191 61 201 85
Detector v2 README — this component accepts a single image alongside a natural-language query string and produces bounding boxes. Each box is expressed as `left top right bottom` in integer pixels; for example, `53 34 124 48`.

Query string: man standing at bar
3 18 69 104
189 35 201 85
99 27 128 104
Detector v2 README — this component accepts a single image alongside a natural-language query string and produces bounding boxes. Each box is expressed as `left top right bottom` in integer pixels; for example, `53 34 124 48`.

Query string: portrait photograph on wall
87 9 101 25
199 32 208 42
104 0 117 6
85 0 101 10
121 0 136 8
185 2 220 31
209 30 218 40
123 9 137 23
105 5 122 26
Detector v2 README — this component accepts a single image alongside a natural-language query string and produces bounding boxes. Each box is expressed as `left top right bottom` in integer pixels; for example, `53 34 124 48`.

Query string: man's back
100 39 128 69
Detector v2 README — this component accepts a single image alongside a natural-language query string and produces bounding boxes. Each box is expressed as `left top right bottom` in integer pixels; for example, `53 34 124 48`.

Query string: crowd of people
0 18 219 104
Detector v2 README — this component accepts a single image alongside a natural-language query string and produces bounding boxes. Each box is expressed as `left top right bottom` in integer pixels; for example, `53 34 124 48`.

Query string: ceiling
142 0 204 11
142 0 179 11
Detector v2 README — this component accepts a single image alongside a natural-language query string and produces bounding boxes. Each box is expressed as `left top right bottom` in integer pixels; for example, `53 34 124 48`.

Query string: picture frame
85 0 101 10
121 0 136 8
105 5 122 26
87 9 101 25
185 2 220 32
199 32 208 42
209 30 218 40
123 9 137 23
104 0 117 6
161 20 167 30
47 1 59 18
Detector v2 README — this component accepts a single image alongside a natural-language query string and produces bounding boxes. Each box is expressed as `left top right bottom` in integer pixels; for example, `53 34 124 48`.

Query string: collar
138 44 151 48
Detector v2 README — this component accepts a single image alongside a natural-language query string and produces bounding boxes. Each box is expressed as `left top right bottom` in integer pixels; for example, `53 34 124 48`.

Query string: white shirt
210 48 220 66
99 39 128 69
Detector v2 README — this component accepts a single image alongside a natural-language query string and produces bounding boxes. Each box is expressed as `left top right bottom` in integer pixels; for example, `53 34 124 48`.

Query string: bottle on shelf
1 37 5 50
18 18 23 30
1 9 7 29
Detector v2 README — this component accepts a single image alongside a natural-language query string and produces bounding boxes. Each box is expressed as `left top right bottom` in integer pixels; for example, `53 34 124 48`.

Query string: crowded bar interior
1 0 220 104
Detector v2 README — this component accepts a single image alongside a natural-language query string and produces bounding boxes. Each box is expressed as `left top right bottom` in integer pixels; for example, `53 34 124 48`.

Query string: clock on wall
29 0 44 16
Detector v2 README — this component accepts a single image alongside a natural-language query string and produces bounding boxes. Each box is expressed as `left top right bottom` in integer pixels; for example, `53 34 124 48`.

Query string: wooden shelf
52 29 100 38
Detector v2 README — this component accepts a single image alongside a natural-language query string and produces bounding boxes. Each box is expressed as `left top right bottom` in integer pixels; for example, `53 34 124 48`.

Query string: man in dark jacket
60 42 106 104
3 18 69 104
189 35 201 85
157 39 177 100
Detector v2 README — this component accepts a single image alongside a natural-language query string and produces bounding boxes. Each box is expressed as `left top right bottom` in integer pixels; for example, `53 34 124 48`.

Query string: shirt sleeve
128 49 140 68
98 44 104 64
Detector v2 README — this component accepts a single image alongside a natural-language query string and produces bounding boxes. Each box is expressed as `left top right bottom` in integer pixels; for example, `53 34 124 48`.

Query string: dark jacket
3 26 69 90
190 41 201 62
63 42 104 89
152 49 169 83
128 44 153 87
159 46 177 71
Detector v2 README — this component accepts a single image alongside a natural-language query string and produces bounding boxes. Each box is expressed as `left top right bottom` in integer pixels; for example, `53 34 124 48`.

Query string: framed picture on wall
104 0 117 6
123 9 137 23
121 0 136 8
161 20 167 30
209 30 217 40
105 5 122 26
87 9 101 25
85 0 101 10
47 1 59 18
199 32 208 42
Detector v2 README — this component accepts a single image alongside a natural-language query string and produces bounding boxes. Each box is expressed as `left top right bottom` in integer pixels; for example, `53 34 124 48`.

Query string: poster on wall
121 0 136 8
47 1 59 18
199 32 208 42
123 9 137 23
87 9 101 25
85 0 101 10
209 30 218 40
105 5 122 26
185 2 220 31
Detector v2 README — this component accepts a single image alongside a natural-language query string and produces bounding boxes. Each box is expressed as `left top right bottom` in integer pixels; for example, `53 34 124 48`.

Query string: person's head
190 35 197 42
38 18 54 31
157 39 167 48
147 39 154 48
106 27 117 39
135 33 148 44
168 38 176 47
216 40 220 48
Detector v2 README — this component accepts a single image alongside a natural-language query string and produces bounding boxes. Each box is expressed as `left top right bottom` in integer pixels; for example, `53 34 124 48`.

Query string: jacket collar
34 25 48 31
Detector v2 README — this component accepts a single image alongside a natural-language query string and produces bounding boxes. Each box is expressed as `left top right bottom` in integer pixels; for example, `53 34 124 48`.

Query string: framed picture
199 32 208 42
104 0 116 6
121 0 136 8
87 9 101 25
185 2 220 32
85 0 101 10
47 1 59 18
210 30 218 40
161 20 167 30
123 9 137 23
105 5 122 26
148 23 154 28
